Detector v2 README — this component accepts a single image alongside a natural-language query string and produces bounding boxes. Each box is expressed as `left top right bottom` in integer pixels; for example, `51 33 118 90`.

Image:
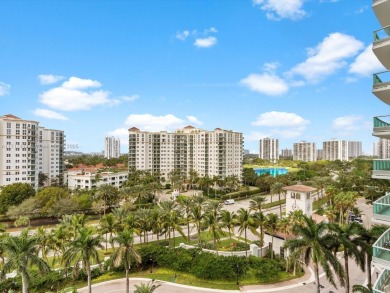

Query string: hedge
221 188 262 200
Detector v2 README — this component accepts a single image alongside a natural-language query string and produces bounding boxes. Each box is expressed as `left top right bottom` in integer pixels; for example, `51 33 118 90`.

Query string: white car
224 199 235 205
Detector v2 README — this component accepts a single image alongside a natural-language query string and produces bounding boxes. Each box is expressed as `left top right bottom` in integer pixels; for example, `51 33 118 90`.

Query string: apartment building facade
371 1 390 291
0 114 64 189
293 141 316 162
128 126 243 182
259 137 279 161
104 136 120 159
322 139 362 161
64 170 128 190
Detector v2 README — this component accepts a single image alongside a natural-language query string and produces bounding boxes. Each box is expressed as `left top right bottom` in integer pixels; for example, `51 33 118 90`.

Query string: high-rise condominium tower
104 136 120 159
259 137 279 161
128 126 243 182
293 141 316 162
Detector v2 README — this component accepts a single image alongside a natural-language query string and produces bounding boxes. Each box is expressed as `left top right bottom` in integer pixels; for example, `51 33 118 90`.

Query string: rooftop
283 184 316 192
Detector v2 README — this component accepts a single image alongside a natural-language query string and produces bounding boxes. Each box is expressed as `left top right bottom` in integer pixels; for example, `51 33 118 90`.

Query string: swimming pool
253 167 288 177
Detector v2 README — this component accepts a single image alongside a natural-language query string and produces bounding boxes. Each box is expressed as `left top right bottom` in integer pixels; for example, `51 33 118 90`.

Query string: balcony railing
374 71 390 87
374 26 390 42
374 193 390 221
373 269 390 293
373 228 390 268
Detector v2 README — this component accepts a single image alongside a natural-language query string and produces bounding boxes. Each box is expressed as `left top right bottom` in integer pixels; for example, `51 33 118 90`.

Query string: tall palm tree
63 227 104 293
271 182 285 217
285 215 345 293
178 196 194 244
328 222 365 293
2 229 50 293
36 226 52 263
163 210 186 248
236 208 255 256
220 210 236 239
94 184 117 216
265 213 279 259
206 200 223 218
110 230 141 293
100 213 119 250
190 205 205 245
249 195 267 213
203 213 224 251
355 225 388 290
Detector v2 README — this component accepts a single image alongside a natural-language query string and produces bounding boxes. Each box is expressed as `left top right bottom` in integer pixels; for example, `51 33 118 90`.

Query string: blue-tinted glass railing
374 71 390 86
373 229 390 267
373 269 390 293
374 26 390 42
373 193 390 220
374 116 390 128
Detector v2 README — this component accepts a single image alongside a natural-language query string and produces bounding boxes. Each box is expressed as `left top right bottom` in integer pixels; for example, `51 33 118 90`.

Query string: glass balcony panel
374 26 390 42
374 193 390 220
373 269 390 293
373 116 390 139
373 228 390 268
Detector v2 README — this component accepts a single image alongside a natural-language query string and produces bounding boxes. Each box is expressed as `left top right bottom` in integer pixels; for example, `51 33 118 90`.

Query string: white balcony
373 0 390 28
373 27 390 69
373 269 390 293
373 72 390 105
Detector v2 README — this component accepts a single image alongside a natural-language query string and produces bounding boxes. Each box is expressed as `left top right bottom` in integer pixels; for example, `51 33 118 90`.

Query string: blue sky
0 0 385 154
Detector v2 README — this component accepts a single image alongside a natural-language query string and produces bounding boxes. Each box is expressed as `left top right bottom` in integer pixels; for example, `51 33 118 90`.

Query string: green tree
178 196 194 244
63 227 104 293
100 214 119 250
236 208 255 256
110 230 141 293
2 229 50 293
285 215 345 293
249 195 267 213
93 184 120 216
265 213 279 259
0 183 35 214
271 182 285 217
220 210 236 239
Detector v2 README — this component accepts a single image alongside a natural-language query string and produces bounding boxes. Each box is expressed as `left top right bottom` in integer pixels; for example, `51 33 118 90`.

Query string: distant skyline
0 0 383 154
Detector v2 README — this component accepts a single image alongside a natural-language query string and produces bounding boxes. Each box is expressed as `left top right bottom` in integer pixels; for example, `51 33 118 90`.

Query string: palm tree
206 200 223 218
163 210 186 248
110 230 141 293
352 284 371 293
36 226 51 263
265 213 279 259
178 196 194 244
94 184 117 216
63 227 104 293
220 210 236 239
284 215 345 293
249 195 267 213
271 182 285 216
252 211 267 257
2 229 50 293
328 222 365 293
203 213 224 251
355 225 388 290
236 208 255 256
100 213 119 250
134 280 161 293
190 205 205 245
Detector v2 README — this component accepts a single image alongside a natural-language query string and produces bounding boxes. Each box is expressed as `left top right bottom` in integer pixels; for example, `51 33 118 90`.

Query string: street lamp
150 256 153 273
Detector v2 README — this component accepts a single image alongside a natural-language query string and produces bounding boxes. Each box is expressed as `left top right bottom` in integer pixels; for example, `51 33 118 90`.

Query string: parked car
224 199 235 205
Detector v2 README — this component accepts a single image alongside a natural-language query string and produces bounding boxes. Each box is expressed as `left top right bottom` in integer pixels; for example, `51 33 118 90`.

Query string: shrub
232 242 250 251
221 188 261 200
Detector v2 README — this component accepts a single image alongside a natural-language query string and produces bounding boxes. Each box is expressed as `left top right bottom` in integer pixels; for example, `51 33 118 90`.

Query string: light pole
150 256 153 273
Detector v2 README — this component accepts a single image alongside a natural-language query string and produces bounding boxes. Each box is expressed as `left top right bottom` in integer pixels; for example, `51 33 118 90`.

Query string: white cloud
289 33 364 83
38 74 64 85
39 76 120 111
186 115 203 125
204 27 218 34
62 76 101 89
355 6 368 14
194 37 217 48
33 108 68 120
240 73 289 96
263 62 279 73
0 82 10 96
121 95 140 102
176 30 190 41
124 114 186 132
245 131 271 141
349 45 385 77
332 115 371 133
253 0 306 21
251 111 309 138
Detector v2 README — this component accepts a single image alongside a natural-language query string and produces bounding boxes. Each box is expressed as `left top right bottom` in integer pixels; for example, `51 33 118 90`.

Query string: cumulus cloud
176 30 190 41
251 111 309 138
39 76 120 111
33 108 68 120
204 27 218 34
121 95 140 102
332 115 371 134
253 0 306 20
349 45 385 77
245 131 271 141
0 82 10 96
240 73 289 96
194 36 217 48
186 115 203 125
289 33 364 83
38 74 64 85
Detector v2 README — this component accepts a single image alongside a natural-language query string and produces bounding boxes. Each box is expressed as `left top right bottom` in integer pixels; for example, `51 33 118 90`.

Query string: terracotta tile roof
283 184 316 192
128 127 140 131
